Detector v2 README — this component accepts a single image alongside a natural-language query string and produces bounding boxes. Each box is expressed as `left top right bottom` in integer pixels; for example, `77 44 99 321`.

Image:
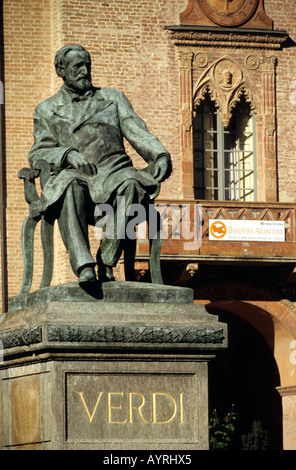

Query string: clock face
199 0 259 27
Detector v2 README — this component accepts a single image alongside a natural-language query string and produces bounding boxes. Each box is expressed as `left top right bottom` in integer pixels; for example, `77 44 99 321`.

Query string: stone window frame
193 92 258 201
166 27 288 203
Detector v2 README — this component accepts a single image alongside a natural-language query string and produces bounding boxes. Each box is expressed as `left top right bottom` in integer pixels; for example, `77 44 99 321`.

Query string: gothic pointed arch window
193 92 257 201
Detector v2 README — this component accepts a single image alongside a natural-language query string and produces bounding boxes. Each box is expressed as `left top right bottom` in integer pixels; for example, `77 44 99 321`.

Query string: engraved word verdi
78 391 184 424
66 373 199 443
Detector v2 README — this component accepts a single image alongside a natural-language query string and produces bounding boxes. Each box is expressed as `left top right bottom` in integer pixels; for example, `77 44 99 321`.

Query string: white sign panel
209 219 285 242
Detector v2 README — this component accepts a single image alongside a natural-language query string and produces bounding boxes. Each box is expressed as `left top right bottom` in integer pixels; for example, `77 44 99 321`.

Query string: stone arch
229 82 262 117
194 280 296 386
194 80 222 110
193 56 263 127
206 303 283 449
197 286 296 449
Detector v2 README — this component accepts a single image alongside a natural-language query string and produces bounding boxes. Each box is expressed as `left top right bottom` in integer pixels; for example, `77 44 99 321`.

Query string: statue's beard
75 77 91 93
66 74 92 94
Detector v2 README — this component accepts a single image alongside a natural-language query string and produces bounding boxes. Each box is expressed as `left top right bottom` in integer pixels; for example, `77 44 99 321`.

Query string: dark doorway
208 311 282 449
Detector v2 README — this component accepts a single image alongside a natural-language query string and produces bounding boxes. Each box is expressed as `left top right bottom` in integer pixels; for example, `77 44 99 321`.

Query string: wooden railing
136 200 296 262
197 201 296 260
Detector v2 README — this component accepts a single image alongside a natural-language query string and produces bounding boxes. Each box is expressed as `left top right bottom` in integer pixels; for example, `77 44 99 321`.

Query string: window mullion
217 113 225 200
236 117 241 202
253 115 258 201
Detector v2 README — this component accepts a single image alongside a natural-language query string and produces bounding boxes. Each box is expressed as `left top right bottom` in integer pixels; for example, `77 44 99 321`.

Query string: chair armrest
17 168 40 204
18 160 52 204
17 167 40 181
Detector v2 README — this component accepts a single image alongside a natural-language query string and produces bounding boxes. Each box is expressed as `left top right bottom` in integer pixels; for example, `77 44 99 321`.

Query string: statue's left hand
153 155 172 183
67 150 97 176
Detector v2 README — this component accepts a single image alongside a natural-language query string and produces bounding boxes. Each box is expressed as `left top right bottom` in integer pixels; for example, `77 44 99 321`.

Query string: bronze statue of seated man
28 45 171 285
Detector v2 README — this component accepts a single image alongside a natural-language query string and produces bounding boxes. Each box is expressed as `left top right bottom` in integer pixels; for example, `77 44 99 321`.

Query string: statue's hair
54 45 90 77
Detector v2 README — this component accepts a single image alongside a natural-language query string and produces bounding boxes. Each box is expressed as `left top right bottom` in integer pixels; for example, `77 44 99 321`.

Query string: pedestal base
0 282 227 450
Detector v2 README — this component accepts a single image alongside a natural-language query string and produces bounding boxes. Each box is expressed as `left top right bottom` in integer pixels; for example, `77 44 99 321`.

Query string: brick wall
264 1 296 202
1 0 296 309
2 0 53 304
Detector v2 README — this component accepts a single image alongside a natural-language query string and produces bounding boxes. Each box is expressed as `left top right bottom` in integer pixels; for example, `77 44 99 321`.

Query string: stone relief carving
193 56 262 127
166 28 287 50
0 324 226 347
177 50 194 68
214 58 243 89
47 324 225 344
0 326 42 348
194 52 208 68
181 105 193 132
245 54 260 70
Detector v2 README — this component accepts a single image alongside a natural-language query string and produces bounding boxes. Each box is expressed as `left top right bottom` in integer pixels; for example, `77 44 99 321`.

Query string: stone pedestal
0 282 227 450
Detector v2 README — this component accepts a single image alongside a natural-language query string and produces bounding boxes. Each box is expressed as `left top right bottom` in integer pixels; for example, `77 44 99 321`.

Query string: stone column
177 51 195 200
261 56 278 202
277 385 296 450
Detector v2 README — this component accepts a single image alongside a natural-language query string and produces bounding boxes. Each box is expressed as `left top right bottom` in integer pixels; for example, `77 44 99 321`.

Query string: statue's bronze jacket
28 85 170 211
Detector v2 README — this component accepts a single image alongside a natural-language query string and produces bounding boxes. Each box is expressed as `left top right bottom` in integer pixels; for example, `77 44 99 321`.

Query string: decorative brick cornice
165 26 289 50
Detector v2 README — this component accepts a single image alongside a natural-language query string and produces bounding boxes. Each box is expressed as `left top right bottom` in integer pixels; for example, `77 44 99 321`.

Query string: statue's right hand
67 150 97 176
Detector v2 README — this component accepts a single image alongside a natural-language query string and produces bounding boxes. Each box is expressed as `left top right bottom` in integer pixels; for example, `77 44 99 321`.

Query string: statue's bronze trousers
57 178 147 276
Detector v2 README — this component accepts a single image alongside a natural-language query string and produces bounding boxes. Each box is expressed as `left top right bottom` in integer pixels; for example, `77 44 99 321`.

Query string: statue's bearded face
64 50 92 93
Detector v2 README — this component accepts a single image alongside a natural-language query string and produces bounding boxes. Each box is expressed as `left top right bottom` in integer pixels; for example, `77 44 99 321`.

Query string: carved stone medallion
198 0 259 27
245 55 260 70
213 58 242 89
195 52 208 68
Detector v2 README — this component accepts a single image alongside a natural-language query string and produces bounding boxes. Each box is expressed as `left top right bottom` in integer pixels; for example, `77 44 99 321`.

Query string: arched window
193 93 257 201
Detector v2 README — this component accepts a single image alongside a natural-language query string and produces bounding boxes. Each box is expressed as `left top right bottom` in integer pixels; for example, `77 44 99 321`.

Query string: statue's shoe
99 265 115 282
78 266 97 285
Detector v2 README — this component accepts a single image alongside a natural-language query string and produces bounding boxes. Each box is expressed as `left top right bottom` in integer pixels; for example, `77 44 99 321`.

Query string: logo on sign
210 220 227 239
